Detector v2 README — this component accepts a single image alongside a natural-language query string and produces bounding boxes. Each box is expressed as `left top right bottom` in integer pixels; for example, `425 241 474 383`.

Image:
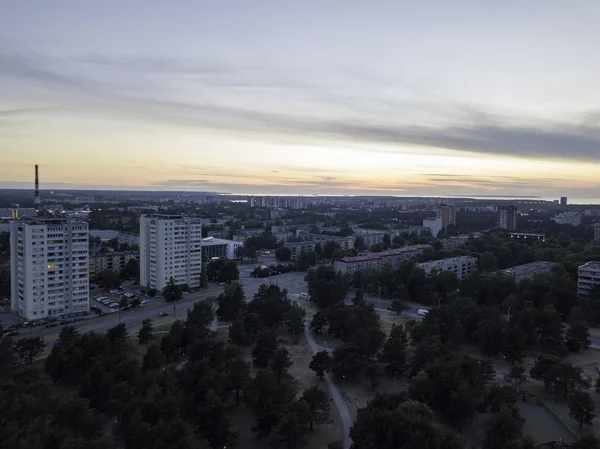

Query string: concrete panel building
10 218 89 320
334 245 431 274
499 261 554 282
497 206 518 231
578 261 600 297
140 214 202 291
201 237 243 260
418 256 478 281
90 251 140 279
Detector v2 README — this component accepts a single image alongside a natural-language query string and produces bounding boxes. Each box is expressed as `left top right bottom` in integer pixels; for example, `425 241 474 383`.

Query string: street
10 268 309 348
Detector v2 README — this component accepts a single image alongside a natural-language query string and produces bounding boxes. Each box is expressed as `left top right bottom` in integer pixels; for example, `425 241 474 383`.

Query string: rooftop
501 261 554 277
579 261 600 270
419 256 478 267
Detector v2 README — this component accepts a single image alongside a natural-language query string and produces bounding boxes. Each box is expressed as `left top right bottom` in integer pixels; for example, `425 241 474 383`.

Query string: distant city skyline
2 1 600 200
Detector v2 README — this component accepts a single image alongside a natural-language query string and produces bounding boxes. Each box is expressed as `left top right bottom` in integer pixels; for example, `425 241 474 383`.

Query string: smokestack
34 164 40 208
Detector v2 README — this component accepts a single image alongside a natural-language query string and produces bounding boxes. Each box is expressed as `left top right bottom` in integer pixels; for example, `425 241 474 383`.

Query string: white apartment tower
140 214 203 291
10 218 89 320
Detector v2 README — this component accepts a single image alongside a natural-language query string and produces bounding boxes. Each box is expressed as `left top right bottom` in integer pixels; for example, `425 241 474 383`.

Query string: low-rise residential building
90 251 140 279
283 240 319 259
509 232 545 243
334 245 431 274
552 211 582 226
418 256 478 281
578 261 600 297
499 261 554 282
201 237 243 260
334 254 381 274
441 235 471 251
117 232 140 247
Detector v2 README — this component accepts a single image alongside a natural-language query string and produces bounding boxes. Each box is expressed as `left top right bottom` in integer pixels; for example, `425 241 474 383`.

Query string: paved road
303 317 352 449
13 270 308 348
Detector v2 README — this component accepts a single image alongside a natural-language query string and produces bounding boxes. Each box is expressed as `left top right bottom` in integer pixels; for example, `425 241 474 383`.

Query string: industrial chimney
34 165 40 211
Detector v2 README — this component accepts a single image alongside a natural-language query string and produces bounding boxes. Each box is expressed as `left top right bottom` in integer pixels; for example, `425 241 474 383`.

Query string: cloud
2 51 600 164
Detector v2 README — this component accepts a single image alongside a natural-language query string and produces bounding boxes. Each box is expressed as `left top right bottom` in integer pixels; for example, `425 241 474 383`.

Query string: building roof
337 254 381 263
501 261 554 277
579 261 600 270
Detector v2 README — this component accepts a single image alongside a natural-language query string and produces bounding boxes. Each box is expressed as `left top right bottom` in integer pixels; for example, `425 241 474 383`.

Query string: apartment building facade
578 261 600 297
497 206 518 231
140 214 202 291
201 237 243 260
552 211 582 226
10 218 89 320
334 245 431 274
89 251 140 279
418 256 478 281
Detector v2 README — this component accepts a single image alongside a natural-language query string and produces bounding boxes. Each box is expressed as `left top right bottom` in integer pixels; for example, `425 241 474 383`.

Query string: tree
380 324 408 377
331 343 363 382
536 305 565 352
309 350 331 379
483 406 524 449
120 258 139 280
14 336 45 364
569 389 596 430
481 384 518 413
566 321 591 352
350 398 448 449
142 344 164 371
216 283 245 321
220 260 240 283
99 270 120 290
138 319 154 346
228 358 250 405
479 251 498 272
504 365 528 388
530 357 590 399
275 247 292 262
162 276 183 316
229 321 250 346
252 331 278 368
501 324 527 365
302 386 331 431
147 288 157 297
270 347 293 382
277 399 310 449
354 236 366 252
286 303 306 338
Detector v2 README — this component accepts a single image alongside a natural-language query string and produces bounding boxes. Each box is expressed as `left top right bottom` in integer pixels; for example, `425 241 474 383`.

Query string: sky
1 1 600 201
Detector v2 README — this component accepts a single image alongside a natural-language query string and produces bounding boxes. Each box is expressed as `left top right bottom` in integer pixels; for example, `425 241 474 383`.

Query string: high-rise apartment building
139 214 202 291
560 197 568 206
497 206 518 231
10 218 89 320
437 203 456 229
593 223 600 242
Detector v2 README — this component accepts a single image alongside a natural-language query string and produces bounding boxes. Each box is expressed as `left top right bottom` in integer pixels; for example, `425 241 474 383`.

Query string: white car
140 299 149 305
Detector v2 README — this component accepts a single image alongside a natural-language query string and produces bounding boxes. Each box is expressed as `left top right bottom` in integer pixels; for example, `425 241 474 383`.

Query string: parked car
159 312 169 317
